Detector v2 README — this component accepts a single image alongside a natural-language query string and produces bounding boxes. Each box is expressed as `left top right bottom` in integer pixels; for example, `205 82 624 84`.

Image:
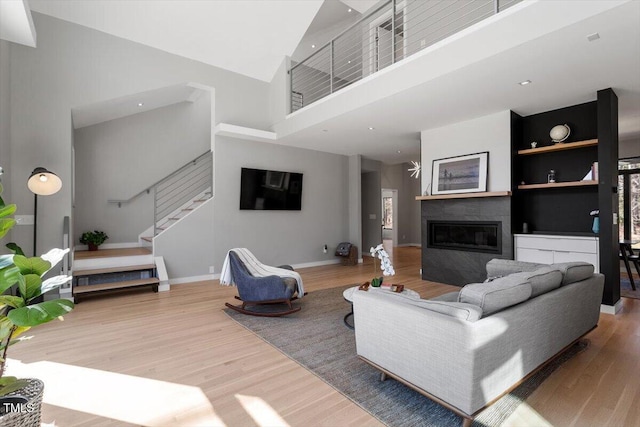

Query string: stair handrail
108 150 212 207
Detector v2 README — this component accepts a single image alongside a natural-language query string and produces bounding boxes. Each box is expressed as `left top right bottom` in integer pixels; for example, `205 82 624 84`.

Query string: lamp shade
27 167 62 196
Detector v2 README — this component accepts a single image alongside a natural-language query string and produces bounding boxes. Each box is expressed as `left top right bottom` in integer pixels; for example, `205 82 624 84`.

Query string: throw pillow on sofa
486 258 544 278
510 267 563 298
549 262 595 286
458 275 532 316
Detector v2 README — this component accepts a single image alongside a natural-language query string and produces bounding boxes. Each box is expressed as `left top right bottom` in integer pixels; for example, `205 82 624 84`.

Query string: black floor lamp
27 167 62 256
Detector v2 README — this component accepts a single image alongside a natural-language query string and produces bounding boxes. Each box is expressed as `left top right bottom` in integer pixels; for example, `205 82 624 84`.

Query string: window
619 157 640 248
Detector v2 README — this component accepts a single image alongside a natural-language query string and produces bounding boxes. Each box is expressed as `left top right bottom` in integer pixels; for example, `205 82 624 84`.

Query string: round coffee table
342 285 420 329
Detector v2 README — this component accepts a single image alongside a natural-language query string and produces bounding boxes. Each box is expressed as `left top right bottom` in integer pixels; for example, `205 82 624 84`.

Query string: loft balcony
289 0 522 113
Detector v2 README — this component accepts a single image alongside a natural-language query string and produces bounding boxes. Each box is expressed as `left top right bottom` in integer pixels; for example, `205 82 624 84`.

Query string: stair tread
74 264 156 276
141 237 153 242
75 247 151 259
73 278 159 294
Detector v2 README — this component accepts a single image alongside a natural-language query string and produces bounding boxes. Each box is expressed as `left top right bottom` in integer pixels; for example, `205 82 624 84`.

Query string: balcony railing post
153 186 157 236
391 0 396 64
289 69 293 113
330 40 334 93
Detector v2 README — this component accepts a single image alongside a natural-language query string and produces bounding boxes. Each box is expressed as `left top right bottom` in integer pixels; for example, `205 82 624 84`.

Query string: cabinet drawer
516 248 554 264
515 235 598 254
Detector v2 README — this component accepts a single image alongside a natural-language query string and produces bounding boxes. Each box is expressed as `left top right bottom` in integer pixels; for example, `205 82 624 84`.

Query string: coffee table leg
344 304 354 329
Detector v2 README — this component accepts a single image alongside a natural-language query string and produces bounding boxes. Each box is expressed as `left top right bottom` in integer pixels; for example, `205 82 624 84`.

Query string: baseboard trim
291 259 341 269
397 243 422 247
600 299 623 315
170 274 215 285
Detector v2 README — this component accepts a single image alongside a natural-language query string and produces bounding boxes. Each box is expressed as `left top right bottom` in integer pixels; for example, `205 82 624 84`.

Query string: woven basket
0 378 44 427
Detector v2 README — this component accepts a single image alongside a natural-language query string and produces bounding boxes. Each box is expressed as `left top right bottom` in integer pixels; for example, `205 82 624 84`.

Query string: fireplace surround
421 196 512 286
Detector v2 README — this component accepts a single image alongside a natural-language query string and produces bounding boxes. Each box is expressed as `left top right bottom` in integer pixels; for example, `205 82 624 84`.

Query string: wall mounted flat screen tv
240 167 303 210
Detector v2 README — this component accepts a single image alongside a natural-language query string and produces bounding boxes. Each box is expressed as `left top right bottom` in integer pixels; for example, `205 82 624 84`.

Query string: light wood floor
8 246 640 426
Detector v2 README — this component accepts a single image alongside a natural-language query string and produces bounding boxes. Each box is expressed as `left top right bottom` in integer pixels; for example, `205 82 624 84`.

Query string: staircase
140 188 212 245
73 247 167 301
75 150 213 300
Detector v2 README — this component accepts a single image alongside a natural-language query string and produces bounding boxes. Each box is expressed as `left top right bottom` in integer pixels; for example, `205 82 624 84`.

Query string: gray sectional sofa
352 259 604 426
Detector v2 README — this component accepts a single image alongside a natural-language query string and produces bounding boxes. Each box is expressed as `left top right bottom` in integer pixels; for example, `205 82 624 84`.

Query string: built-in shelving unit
517 139 598 155
511 88 619 307
415 191 511 201
517 180 597 190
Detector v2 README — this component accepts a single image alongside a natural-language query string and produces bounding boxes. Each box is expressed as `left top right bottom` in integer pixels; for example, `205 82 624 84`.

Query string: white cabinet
514 234 599 272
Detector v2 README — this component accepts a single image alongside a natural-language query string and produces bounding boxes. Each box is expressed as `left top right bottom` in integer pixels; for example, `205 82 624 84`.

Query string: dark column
597 88 620 306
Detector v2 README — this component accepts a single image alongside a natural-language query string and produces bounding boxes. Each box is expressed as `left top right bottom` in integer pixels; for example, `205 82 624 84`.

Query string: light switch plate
369 213 376 220
15 215 35 225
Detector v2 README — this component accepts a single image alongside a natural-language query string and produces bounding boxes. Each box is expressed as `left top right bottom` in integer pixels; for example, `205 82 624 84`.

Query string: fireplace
428 221 502 254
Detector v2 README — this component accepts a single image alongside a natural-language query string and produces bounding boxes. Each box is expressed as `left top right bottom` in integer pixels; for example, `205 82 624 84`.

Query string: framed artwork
431 152 489 195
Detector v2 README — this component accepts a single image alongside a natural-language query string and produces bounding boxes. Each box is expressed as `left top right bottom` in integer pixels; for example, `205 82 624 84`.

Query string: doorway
382 189 398 247
367 6 405 75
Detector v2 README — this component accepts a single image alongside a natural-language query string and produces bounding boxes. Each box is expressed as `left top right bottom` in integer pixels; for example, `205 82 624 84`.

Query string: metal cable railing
290 0 522 112
154 151 212 235
108 151 213 236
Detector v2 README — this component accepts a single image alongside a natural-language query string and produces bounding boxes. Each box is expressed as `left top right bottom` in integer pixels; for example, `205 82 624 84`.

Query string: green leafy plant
79 230 109 248
0 184 73 395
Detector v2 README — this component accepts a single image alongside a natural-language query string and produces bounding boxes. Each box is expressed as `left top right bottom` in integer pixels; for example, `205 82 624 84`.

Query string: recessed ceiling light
348 60 351 64
587 32 600 42
368 127 375 130
137 102 144 107
311 44 316 48
518 80 531 86
397 150 401 154
348 8 352 12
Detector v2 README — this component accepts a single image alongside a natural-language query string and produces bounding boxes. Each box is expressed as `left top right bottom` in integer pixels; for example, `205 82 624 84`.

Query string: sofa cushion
486 258 545 279
549 262 595 286
458 275 532 316
511 267 563 298
385 292 482 321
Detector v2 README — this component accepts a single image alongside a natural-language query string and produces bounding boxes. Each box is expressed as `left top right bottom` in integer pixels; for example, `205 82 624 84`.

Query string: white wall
381 162 421 245
0 41 11 219
7 13 270 257
361 170 382 254
620 137 640 159
348 154 362 257
420 110 512 194
73 95 211 243
154 197 214 281
212 136 349 272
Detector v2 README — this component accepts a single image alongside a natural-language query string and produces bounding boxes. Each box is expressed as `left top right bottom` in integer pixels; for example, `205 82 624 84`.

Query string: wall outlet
209 266 215 274
420 39 426 48
323 244 328 254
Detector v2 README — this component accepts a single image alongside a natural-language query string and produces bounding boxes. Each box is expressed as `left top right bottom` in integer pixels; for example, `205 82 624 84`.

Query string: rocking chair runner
224 251 303 317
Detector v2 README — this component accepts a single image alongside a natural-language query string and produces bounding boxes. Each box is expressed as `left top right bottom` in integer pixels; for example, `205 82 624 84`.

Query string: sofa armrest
430 291 459 302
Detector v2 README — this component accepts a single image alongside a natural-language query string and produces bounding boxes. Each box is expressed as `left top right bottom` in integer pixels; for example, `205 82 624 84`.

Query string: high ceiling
21 0 640 165
29 0 323 82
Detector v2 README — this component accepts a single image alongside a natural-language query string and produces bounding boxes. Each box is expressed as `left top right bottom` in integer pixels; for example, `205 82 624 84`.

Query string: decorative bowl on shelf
550 124 571 143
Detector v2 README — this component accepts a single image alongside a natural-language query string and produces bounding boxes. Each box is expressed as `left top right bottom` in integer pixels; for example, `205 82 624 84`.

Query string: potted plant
0 183 73 424
79 230 108 251
369 243 395 287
